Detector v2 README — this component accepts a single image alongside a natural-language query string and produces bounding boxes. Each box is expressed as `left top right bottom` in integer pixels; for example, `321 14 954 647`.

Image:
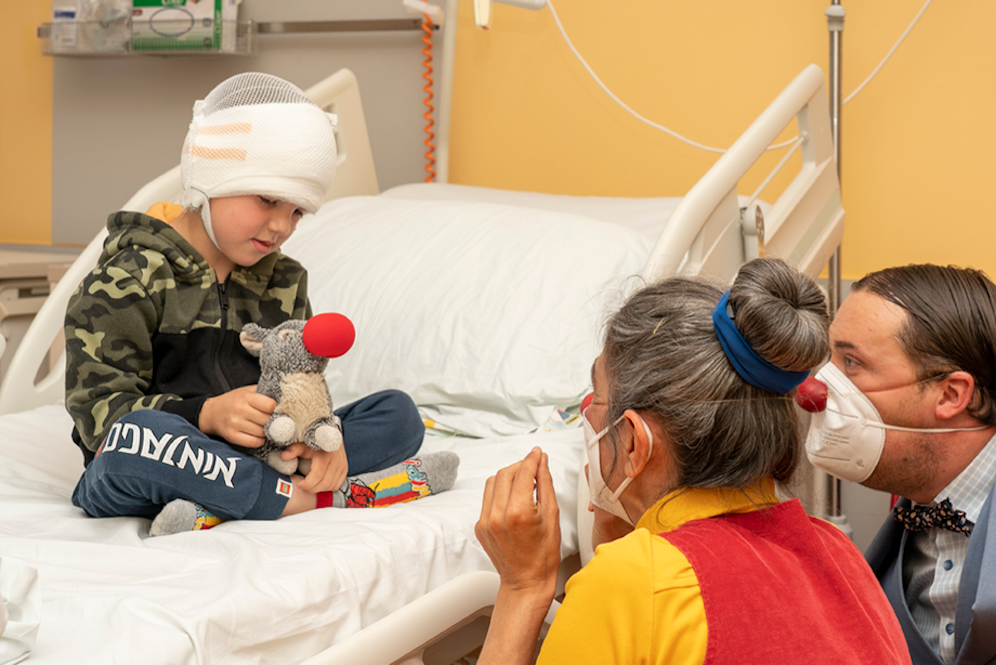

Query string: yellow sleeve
537 529 708 665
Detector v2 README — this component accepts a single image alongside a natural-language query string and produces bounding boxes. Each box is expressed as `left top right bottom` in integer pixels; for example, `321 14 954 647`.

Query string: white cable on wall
545 0 727 154
842 0 932 105
545 0 932 153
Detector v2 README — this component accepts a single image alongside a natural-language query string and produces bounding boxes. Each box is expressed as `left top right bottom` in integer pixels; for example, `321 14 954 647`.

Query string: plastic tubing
421 15 436 182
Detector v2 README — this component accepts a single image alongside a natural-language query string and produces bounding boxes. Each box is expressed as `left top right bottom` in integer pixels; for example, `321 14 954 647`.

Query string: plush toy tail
316 452 459 509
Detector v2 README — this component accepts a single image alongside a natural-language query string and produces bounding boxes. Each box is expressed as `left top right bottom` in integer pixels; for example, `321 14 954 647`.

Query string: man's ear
935 371 975 421
621 409 654 479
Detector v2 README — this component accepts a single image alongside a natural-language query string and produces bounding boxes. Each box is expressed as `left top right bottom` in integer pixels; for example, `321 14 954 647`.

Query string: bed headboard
0 68 380 416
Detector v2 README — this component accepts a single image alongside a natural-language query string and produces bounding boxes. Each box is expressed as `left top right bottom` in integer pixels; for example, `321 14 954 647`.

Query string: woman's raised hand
475 447 562 665
476 447 562 595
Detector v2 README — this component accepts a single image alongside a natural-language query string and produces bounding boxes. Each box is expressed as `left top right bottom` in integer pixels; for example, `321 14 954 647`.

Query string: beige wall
2 0 53 245
9 0 996 281
448 0 996 281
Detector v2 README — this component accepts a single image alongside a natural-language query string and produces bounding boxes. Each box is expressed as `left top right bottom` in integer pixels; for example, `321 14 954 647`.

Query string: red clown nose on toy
302 313 355 358
795 376 828 412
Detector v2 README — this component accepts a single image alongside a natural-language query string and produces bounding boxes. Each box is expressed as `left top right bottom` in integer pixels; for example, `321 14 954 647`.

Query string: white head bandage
180 72 338 249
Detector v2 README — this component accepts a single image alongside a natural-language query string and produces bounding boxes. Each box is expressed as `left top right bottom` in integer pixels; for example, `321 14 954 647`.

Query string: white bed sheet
0 404 582 665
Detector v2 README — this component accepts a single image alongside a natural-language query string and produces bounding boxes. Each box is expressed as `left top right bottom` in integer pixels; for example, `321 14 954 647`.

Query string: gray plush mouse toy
236 313 355 476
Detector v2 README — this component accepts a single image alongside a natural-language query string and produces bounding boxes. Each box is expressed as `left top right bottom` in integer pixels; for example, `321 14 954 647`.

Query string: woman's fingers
489 457 525 517
480 475 495 519
510 448 543 502
476 475 496 545
536 453 559 521
480 449 556 537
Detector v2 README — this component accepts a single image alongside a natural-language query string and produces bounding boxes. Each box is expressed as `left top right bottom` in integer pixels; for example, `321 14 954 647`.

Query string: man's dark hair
853 264 996 425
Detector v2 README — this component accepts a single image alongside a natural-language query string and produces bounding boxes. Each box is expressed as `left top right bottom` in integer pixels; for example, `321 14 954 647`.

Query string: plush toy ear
240 323 268 356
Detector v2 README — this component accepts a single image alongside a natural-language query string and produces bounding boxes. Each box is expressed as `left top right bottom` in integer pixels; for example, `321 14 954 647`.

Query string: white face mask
805 362 988 483
583 410 654 526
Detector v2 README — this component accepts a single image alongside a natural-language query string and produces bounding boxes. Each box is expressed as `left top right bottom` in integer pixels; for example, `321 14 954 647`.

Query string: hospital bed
0 63 841 664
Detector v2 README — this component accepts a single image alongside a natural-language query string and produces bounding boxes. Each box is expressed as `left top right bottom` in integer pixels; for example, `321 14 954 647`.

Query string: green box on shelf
131 0 238 52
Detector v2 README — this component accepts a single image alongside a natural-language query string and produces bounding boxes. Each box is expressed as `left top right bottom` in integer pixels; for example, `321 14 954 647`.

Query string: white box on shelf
50 6 79 52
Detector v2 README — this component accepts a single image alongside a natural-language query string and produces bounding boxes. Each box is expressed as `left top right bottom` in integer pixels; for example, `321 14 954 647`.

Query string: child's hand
199 385 276 449
281 444 349 493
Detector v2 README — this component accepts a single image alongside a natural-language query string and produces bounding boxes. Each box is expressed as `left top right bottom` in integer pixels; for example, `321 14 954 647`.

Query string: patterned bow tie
893 498 973 536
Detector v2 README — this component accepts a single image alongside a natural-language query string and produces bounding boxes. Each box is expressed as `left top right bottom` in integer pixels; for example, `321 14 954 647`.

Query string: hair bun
728 258 830 373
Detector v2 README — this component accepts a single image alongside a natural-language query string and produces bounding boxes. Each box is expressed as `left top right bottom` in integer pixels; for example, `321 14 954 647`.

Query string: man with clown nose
797 264 996 665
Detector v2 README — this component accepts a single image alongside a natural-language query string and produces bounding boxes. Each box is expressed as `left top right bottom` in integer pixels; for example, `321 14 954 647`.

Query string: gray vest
865 488 996 665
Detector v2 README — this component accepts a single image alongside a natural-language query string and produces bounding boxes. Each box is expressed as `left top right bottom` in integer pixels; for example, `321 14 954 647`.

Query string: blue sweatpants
72 389 424 521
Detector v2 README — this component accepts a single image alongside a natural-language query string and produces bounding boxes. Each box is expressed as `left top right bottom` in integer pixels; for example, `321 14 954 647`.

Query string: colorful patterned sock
316 451 459 509
149 498 223 536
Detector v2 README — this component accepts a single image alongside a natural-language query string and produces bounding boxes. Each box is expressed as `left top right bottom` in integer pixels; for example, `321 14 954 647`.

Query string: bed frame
0 63 841 664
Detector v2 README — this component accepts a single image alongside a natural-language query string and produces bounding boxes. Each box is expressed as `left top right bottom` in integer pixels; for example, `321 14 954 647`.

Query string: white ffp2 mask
583 410 654 526
805 362 988 483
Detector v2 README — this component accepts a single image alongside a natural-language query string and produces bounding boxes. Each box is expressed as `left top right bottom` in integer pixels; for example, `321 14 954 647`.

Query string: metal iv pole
824 1 853 539
827 2 844 313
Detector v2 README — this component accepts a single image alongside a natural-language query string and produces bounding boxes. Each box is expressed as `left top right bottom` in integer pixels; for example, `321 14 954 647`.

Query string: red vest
660 499 911 665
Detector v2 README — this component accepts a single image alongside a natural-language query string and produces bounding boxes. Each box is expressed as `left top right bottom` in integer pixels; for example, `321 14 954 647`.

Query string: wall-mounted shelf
38 20 257 56
37 18 436 58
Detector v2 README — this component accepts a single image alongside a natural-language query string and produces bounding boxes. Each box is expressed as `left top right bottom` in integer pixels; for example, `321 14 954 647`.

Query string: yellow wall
449 0 996 281
2 0 53 245
11 0 996 279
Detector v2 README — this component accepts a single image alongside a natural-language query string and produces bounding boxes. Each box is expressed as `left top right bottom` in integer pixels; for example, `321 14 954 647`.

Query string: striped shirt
902 432 996 664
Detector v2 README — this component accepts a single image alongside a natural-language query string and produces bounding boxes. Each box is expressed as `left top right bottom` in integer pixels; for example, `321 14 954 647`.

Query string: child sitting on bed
64 72 458 536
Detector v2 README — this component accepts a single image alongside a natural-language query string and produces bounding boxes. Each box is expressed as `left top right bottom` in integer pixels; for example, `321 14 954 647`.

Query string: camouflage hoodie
65 209 311 465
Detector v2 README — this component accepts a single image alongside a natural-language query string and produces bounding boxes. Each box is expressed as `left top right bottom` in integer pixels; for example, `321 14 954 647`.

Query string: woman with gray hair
474 258 912 664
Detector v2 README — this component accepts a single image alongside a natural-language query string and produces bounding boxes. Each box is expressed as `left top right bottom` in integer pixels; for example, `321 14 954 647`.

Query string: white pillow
381 183 771 246
281 196 651 431
381 182 683 244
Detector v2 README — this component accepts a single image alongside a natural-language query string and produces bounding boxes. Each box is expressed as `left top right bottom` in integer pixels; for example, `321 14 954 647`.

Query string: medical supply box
131 0 238 52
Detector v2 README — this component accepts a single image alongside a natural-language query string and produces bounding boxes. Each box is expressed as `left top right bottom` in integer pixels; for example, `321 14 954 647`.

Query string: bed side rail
300 571 502 665
0 230 106 415
640 63 843 285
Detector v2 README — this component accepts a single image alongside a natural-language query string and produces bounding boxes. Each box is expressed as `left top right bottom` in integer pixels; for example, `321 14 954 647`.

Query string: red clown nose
302 313 355 358
794 376 828 412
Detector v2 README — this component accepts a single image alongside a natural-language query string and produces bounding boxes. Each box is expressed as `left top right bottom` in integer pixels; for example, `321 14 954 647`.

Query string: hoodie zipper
215 281 232 392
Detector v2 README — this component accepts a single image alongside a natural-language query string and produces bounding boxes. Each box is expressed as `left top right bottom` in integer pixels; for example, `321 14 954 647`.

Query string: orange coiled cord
421 15 436 183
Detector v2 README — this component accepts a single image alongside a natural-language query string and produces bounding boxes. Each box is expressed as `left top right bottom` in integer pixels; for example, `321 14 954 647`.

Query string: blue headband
712 291 809 395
